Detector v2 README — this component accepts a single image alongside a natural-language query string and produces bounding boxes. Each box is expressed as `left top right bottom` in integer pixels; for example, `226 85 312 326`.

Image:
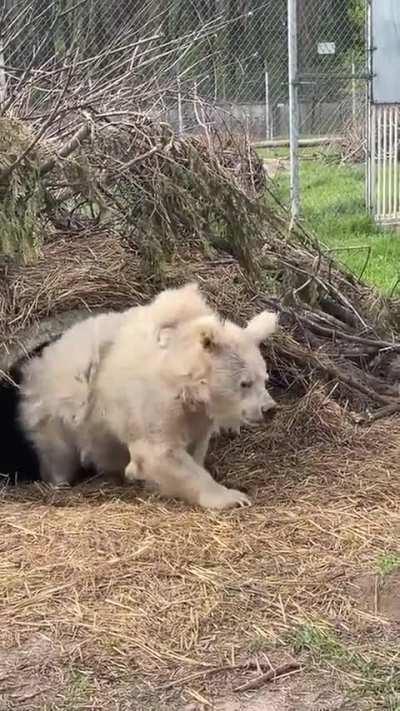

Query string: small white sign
317 42 336 55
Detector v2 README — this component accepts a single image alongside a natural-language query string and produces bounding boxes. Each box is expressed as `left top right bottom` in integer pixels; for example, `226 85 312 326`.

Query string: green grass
257 146 320 160
377 552 400 577
261 150 400 294
59 668 93 709
292 622 400 708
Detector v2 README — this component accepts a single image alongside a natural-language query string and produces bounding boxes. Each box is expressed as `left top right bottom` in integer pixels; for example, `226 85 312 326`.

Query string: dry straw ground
2 392 400 710
1 112 400 708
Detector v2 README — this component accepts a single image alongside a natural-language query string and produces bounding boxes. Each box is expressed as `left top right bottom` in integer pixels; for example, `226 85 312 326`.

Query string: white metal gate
368 105 400 224
367 0 400 225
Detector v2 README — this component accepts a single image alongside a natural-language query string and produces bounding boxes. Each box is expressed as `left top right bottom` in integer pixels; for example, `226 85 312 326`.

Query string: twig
324 244 372 283
320 361 398 405
7 687 51 702
358 401 400 424
160 660 281 691
39 123 91 175
389 276 400 299
233 662 301 693
193 81 212 150
297 313 399 351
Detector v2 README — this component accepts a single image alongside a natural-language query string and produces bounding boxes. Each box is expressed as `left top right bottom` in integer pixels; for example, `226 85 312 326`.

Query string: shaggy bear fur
19 284 278 508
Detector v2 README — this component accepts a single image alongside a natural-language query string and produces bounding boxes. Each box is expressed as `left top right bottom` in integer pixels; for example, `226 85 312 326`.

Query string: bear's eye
241 380 253 389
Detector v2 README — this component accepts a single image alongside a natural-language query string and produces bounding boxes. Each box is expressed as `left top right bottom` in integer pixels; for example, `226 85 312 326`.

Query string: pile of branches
0 113 266 270
0 25 400 424
0 10 268 269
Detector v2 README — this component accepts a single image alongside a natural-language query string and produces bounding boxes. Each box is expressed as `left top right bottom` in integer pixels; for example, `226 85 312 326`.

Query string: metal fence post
0 37 6 104
351 54 358 126
288 0 300 219
365 0 373 214
265 64 270 140
177 75 184 137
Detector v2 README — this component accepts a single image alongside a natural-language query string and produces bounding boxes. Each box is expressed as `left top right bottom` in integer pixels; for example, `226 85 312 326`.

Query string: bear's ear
179 282 201 297
245 310 278 345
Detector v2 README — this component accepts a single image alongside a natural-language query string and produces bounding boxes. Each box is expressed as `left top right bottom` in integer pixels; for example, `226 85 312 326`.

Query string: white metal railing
368 104 400 224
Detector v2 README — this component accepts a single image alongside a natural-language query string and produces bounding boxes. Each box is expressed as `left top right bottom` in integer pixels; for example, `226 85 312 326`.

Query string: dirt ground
1 392 400 710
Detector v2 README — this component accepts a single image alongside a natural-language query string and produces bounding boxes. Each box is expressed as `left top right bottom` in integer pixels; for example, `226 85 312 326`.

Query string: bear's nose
262 402 279 422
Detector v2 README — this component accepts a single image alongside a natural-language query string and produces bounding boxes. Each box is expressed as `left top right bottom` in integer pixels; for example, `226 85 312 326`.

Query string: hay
1 392 400 708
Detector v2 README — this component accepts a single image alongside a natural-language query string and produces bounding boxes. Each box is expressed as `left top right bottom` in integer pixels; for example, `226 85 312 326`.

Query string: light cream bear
19 284 278 509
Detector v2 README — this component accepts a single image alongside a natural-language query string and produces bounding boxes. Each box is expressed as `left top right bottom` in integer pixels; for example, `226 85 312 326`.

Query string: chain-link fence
296 0 367 140
1 1 367 140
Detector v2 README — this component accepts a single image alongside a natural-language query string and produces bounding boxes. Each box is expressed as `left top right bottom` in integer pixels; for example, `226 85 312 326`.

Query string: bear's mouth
242 415 264 426
263 407 279 424
243 407 279 427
